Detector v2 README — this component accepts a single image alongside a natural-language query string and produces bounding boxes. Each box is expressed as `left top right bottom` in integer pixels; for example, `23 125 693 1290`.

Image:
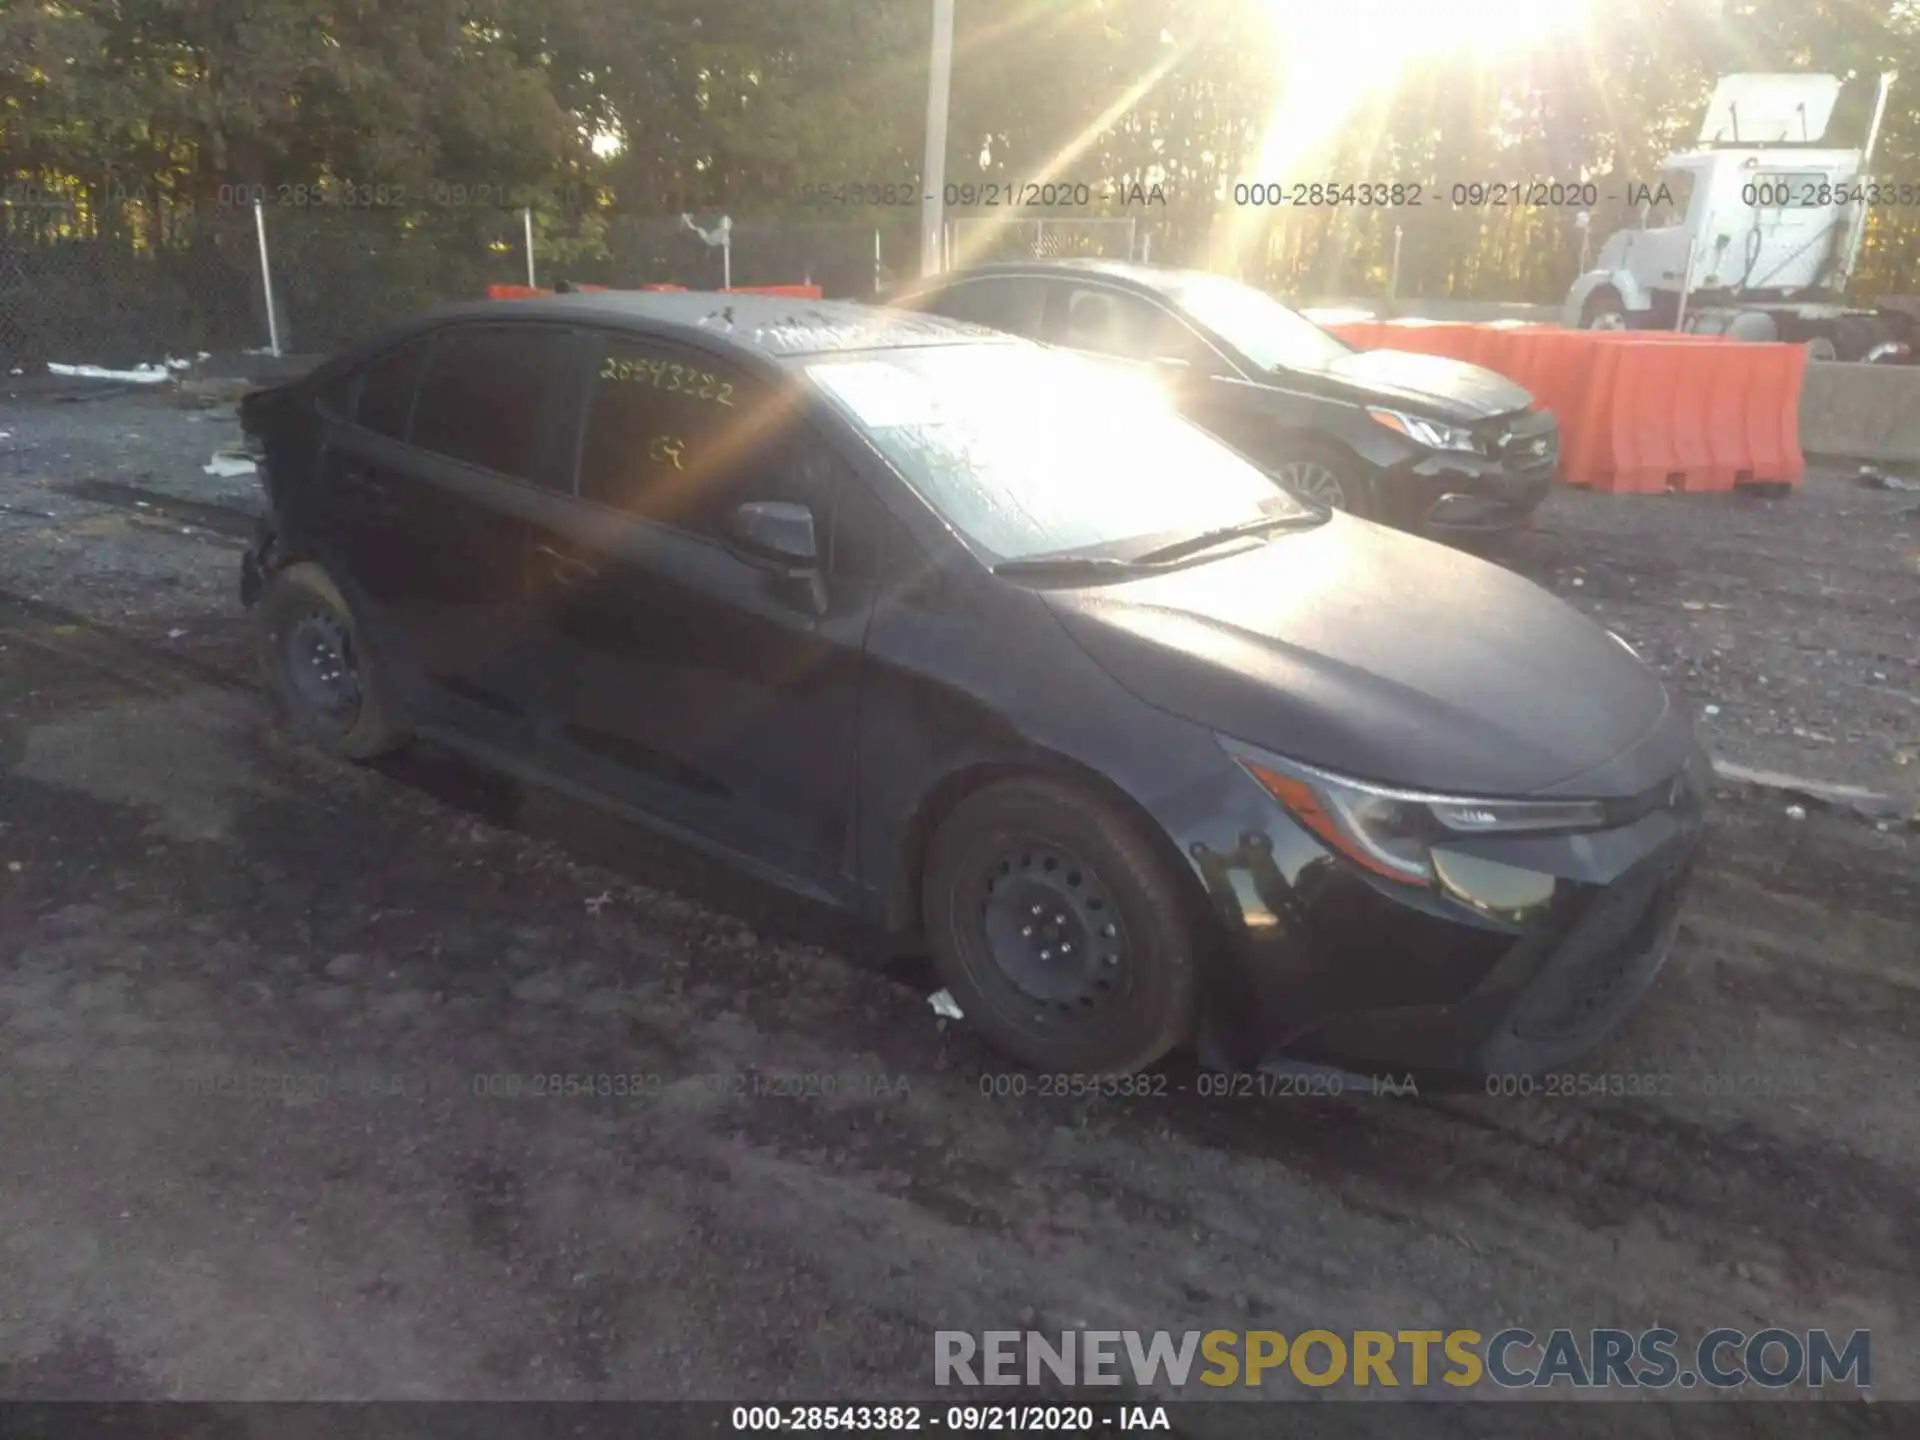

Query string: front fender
1564 268 1653 326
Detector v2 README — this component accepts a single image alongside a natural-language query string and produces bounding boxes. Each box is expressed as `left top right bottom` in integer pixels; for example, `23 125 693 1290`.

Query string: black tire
1270 441 1379 520
1831 314 1895 363
255 561 407 761
1579 287 1629 331
921 776 1201 1074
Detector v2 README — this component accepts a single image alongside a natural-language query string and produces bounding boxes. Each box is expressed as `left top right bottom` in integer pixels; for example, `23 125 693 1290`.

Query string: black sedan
238 292 1706 1080
877 259 1559 539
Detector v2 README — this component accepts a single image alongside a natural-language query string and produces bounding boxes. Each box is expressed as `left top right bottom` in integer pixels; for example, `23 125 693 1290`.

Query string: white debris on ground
202 449 257 477
47 359 192 384
928 988 964 1020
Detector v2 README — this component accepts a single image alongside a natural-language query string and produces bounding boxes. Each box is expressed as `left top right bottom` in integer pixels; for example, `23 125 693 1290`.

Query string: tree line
3 0 1919 301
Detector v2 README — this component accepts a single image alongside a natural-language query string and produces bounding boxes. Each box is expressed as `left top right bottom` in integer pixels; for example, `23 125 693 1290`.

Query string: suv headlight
1367 407 1480 453
1220 738 1608 884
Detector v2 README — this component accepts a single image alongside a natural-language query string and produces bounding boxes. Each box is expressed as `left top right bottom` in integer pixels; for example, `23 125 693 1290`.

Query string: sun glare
1202 0 1592 272
1264 0 1592 72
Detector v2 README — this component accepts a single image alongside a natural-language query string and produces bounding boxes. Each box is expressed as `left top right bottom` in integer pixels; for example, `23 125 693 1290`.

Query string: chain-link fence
942 215 1142 267
5 189 1539 367
0 188 934 368
0 196 268 369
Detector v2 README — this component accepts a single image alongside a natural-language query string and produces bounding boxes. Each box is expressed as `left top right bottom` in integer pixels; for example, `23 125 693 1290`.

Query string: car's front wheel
1271 445 1377 520
921 776 1200 1074
256 561 408 761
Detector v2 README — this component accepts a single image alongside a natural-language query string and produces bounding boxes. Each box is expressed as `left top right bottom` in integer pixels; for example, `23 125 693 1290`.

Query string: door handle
535 544 598 586
338 461 390 496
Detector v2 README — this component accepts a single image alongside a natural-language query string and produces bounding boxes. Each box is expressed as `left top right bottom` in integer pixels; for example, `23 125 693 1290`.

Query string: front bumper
1186 748 1710 1080
1392 410 1560 536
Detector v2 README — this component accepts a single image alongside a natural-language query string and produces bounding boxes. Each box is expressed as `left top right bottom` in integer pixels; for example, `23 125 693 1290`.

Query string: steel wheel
972 840 1132 1021
922 777 1198 1074
1804 335 1838 362
1273 459 1350 510
1587 310 1628 331
256 561 406 760
283 605 363 728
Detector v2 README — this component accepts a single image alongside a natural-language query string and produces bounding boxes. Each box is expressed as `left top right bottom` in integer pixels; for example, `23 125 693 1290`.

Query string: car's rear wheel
256 561 407 761
922 777 1200 1074
1271 445 1377 520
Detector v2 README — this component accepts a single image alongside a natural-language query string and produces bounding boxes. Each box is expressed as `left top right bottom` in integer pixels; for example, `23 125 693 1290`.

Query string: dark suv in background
877 260 1559 538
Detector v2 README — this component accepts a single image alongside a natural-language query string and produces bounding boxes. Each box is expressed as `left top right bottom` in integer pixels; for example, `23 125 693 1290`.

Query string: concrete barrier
1797 360 1920 462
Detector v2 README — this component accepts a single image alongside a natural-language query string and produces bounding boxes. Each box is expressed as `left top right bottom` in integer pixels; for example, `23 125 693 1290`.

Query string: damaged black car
239 291 1707 1079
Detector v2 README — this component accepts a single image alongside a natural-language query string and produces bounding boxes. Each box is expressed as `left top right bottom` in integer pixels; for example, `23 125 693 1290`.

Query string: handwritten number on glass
648 435 687 470
599 355 733 406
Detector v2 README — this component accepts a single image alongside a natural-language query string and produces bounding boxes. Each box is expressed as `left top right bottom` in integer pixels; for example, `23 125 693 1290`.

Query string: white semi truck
1563 71 1915 362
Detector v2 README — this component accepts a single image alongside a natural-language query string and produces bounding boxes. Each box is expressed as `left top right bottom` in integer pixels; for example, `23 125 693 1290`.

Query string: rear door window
354 335 431 440
315 369 362 422
409 325 567 482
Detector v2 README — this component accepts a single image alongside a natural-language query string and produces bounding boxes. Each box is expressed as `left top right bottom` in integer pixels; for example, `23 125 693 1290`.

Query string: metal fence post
523 206 536 287
253 198 283 357
1389 224 1403 301
875 228 883 292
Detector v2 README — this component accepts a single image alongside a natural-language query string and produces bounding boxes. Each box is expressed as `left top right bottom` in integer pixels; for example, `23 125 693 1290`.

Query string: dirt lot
0 385 1915 1429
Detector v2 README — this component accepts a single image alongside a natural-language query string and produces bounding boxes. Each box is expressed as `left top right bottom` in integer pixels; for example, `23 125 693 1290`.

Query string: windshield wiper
1126 513 1319 567
991 554 1143 581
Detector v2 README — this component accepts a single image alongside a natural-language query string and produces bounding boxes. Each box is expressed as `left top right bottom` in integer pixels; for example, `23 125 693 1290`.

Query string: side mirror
729 500 818 569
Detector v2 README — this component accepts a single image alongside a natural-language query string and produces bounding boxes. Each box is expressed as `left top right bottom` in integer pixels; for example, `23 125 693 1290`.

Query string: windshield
806 343 1312 565
1158 272 1353 373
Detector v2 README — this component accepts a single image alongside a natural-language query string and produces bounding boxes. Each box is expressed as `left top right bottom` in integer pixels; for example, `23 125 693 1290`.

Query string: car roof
887 258 1226 299
407 291 1008 362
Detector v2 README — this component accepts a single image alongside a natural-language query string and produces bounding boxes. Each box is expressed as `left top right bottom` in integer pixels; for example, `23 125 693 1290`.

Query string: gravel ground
0 385 1915 1427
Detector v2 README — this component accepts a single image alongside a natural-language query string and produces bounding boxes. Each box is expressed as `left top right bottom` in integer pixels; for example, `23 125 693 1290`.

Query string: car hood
1294 348 1534 422
1043 516 1687 799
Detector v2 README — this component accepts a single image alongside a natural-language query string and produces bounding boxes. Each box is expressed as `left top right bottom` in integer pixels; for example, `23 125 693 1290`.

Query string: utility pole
920 0 955 276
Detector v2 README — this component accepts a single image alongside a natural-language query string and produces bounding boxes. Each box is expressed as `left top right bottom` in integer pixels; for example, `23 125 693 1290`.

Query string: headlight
1367 407 1480 453
1220 738 1609 885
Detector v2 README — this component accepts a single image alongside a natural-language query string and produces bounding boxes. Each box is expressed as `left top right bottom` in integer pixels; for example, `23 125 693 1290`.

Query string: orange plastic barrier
485 283 550 299
1325 321 1382 349
1329 320 1803 495
1563 336 1803 493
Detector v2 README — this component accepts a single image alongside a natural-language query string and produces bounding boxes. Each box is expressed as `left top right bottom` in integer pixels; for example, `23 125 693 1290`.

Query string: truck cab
1564 72 1912 362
